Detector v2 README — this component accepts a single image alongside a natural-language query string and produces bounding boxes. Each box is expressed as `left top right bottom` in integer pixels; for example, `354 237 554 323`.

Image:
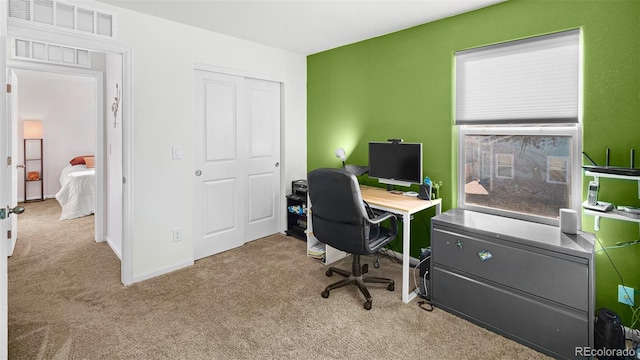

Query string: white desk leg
402 210 416 303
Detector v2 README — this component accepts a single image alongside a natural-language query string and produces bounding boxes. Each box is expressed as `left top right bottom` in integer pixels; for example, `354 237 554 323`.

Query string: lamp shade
334 148 346 162
24 120 43 139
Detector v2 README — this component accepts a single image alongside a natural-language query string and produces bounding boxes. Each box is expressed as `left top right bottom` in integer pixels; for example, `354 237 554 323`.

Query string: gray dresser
430 209 595 359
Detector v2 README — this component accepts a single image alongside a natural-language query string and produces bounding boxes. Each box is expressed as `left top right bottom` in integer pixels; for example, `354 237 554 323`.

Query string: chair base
320 255 394 310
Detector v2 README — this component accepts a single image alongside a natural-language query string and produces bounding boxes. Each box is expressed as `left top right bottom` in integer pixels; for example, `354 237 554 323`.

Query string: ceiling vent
8 0 116 39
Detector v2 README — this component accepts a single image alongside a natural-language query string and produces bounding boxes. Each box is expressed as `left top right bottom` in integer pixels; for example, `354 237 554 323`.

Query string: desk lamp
335 148 346 167
335 147 368 176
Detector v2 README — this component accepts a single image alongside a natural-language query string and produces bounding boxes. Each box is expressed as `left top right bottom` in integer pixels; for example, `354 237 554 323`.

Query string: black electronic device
418 247 431 300
594 308 625 359
292 179 308 196
582 149 640 176
368 141 423 188
418 184 432 200
582 165 640 177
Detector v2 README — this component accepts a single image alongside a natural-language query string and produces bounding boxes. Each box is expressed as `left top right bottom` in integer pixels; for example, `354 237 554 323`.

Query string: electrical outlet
172 228 182 242
618 285 635 306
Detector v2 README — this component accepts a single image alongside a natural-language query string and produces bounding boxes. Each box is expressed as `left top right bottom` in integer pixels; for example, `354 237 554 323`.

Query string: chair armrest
369 212 398 237
369 211 394 224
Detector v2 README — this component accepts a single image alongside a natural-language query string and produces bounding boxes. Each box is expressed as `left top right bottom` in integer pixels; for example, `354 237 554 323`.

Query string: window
547 156 569 184
461 132 577 222
456 30 581 225
495 154 514 179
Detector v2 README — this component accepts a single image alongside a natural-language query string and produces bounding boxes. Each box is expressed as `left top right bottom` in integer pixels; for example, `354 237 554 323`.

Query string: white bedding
55 164 96 220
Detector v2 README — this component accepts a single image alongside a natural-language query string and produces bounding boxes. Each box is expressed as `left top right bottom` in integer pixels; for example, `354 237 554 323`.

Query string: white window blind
456 29 580 125
7 0 116 39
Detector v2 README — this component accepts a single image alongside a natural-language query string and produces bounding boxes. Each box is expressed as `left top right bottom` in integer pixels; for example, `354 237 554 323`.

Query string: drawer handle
456 240 463 250
478 249 493 261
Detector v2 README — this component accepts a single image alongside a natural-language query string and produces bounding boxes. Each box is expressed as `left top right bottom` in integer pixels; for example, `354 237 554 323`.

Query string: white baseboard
131 260 194 284
104 235 122 260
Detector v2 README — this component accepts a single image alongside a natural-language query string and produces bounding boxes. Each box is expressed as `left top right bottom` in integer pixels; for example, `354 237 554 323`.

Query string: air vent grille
96 13 113 37
33 0 53 25
76 8 94 33
55 3 74 29
8 0 31 21
7 0 115 39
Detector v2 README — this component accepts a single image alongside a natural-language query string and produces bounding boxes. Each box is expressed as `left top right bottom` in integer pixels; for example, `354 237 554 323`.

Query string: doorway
7 51 124 260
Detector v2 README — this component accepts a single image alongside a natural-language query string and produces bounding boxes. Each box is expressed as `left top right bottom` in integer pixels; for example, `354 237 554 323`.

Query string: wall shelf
583 170 640 230
584 209 640 231
584 170 640 199
24 138 44 202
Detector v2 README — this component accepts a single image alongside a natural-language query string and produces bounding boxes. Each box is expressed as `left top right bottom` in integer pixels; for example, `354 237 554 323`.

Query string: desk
359 185 442 303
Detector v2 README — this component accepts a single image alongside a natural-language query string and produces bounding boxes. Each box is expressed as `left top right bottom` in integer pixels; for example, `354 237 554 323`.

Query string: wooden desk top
359 185 441 214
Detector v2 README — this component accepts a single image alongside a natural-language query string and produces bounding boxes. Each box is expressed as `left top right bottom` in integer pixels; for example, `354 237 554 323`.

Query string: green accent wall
307 0 640 325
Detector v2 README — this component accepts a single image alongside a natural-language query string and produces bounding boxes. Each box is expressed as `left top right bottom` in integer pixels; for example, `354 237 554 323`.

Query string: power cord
413 252 433 311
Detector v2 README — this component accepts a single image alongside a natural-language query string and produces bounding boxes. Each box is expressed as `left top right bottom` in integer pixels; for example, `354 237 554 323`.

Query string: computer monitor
368 141 423 188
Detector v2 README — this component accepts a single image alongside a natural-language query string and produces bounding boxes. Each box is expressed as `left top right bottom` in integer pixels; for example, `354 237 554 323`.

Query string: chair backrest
307 168 375 255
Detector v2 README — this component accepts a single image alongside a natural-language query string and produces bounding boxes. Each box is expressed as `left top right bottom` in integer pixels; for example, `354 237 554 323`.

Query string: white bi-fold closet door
193 70 281 260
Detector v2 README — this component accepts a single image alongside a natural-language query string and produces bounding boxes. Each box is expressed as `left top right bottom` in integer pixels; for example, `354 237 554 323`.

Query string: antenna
582 152 598 166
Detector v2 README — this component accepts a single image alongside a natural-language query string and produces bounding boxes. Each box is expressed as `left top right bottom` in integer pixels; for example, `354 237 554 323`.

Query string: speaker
594 308 625 359
418 184 432 200
559 208 577 234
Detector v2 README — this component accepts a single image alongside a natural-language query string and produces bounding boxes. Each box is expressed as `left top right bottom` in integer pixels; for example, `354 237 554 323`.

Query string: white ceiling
97 0 505 55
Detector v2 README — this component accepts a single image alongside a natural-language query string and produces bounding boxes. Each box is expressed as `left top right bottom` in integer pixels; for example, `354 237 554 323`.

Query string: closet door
193 70 281 260
245 78 281 242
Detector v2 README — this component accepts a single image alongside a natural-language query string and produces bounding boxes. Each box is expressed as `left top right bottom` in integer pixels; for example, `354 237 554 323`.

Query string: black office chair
307 168 398 310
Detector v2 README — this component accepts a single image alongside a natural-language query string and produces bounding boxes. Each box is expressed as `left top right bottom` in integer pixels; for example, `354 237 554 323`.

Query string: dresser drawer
432 267 588 360
432 227 588 311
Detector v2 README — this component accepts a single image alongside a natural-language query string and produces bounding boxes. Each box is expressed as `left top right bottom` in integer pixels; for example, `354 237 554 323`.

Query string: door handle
0 205 25 220
275 162 279 167
17 164 25 169
195 170 202 176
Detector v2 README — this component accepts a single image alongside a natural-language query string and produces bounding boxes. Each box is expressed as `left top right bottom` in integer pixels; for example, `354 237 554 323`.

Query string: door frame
5 23 135 285
7 63 105 244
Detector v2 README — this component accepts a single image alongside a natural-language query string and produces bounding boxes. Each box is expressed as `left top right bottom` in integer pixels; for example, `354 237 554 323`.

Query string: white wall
96 3 308 281
16 71 96 200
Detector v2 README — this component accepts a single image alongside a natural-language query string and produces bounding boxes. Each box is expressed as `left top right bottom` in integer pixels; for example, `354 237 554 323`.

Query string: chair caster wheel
321 290 330 298
325 269 333 277
364 301 372 310
387 283 395 291
374 259 380 268
362 264 368 274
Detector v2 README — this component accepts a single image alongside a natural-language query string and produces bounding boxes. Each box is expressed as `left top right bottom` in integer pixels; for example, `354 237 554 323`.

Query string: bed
55 163 96 220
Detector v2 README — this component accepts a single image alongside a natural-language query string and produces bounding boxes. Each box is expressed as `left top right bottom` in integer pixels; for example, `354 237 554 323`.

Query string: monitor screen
368 142 423 187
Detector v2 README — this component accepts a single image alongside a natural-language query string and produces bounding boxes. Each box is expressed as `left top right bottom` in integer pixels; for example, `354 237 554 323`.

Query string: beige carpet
8 199 550 359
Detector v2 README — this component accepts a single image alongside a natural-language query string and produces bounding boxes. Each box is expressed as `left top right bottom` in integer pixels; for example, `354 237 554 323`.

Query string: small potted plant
431 181 443 200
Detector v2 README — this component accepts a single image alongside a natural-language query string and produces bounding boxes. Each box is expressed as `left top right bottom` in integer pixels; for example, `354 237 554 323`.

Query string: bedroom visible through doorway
8 50 124 261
